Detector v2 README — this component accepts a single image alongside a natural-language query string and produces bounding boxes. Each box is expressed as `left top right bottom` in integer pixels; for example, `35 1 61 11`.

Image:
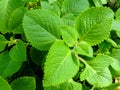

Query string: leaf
0 0 23 33
99 82 120 90
41 1 61 16
0 41 26 77
8 7 26 34
109 49 120 77
0 34 8 51
62 0 89 15
59 79 82 90
62 13 75 27
43 41 79 87
92 0 102 7
23 9 64 50
74 41 93 57
44 79 82 90
80 54 113 87
75 7 114 46
0 76 12 90
9 40 26 62
30 47 47 66
11 77 36 90
112 20 120 31
0 51 22 77
61 26 79 47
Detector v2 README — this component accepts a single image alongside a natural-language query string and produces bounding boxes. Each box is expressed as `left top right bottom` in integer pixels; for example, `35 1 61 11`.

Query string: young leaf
110 49 120 77
61 26 79 47
0 76 12 90
74 41 93 57
43 41 79 87
75 7 114 46
80 54 113 87
62 0 89 15
0 0 23 33
11 77 36 90
23 9 64 50
0 34 8 51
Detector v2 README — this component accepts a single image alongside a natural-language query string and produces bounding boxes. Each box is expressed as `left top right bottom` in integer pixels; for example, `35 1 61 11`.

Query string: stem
75 54 87 65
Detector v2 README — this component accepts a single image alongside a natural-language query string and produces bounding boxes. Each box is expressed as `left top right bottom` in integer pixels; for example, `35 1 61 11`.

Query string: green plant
1 0 120 90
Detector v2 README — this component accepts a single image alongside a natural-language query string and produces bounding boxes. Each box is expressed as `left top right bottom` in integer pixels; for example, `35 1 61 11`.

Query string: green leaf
8 7 26 34
112 20 120 31
0 76 12 90
11 77 36 90
115 7 120 20
99 82 120 90
0 41 26 77
75 7 114 46
61 26 79 47
30 47 46 66
110 49 120 77
23 9 64 50
59 79 82 90
41 1 61 16
92 0 102 7
0 34 8 51
43 41 79 87
62 13 75 27
10 40 26 62
44 79 82 90
74 41 93 57
0 0 23 33
62 0 89 15
80 54 113 87
0 51 21 77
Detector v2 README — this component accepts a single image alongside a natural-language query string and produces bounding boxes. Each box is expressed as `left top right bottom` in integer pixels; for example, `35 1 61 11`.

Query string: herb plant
1 0 120 90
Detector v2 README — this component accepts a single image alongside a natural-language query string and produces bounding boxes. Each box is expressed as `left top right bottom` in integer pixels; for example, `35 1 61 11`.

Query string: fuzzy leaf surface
80 54 113 87
43 41 79 87
23 9 64 50
75 7 114 45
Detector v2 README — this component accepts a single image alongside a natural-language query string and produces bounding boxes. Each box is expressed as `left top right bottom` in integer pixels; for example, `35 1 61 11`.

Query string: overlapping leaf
80 54 113 87
0 34 8 51
23 9 64 50
62 0 89 15
74 41 93 57
0 40 26 77
43 41 79 87
110 49 120 77
75 7 114 45
61 26 79 47
0 76 12 90
0 0 23 33
44 79 82 90
11 77 36 90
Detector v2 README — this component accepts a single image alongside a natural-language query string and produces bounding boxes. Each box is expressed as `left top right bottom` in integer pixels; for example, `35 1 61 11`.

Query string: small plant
1 0 120 90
